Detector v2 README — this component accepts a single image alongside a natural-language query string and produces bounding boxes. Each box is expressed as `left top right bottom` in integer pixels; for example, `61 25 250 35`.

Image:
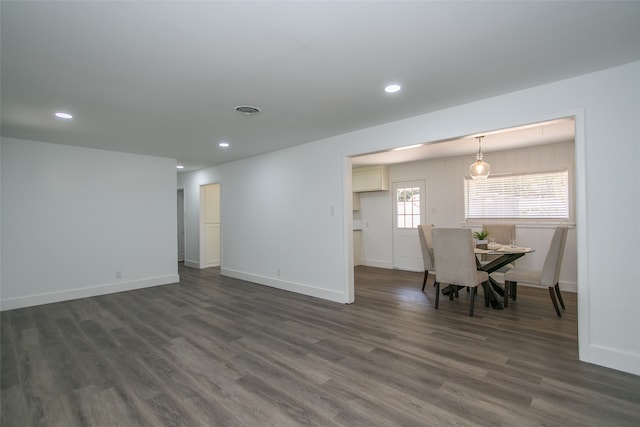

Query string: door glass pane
396 186 421 228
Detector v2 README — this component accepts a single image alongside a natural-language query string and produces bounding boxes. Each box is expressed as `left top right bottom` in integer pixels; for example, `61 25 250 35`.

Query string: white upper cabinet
353 165 389 192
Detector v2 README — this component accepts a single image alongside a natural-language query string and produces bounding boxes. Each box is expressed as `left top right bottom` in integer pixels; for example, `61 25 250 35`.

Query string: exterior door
392 180 426 271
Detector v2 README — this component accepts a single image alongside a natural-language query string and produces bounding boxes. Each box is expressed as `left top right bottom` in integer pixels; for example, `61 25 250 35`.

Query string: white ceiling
2 1 639 173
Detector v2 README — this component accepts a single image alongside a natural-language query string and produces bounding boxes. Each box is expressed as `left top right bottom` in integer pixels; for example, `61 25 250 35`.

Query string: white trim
460 219 576 230
201 261 219 269
221 268 345 304
558 281 576 293
461 222 576 229
0 275 180 311
343 156 355 303
572 108 590 366
513 280 577 293
183 259 201 269
362 259 394 270
587 344 640 377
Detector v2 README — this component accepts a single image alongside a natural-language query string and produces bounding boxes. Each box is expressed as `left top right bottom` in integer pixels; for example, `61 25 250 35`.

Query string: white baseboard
182 259 220 269
183 259 200 269
559 280 577 293
361 259 394 269
510 280 577 293
0 274 180 311
585 343 640 377
488 271 577 293
221 268 346 304
356 263 578 293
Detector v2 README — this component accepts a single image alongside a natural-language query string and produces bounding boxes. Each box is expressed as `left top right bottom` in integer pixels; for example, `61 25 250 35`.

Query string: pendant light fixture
469 136 491 179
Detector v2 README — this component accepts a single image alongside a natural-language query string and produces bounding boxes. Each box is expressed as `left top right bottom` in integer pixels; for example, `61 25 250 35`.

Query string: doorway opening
348 117 577 305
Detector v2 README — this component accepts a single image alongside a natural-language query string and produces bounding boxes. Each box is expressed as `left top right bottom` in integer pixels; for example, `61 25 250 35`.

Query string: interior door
177 188 185 262
202 183 221 267
392 180 426 271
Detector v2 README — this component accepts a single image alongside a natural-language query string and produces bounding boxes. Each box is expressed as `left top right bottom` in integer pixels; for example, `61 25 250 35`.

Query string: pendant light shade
469 136 491 179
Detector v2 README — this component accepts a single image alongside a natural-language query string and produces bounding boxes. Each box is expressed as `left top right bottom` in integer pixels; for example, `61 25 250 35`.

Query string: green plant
472 230 489 240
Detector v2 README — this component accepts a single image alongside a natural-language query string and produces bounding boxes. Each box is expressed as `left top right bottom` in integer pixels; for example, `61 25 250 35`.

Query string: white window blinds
465 170 569 219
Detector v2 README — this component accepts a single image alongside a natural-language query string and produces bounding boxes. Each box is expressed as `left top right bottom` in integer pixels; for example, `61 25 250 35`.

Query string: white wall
0 138 179 310
178 142 347 302
359 141 578 291
178 61 640 376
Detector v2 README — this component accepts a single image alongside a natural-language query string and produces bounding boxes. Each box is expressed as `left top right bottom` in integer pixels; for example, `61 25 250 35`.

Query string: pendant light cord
476 136 484 159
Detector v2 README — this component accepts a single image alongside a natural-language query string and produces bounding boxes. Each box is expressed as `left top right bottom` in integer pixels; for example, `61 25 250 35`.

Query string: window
465 170 569 220
396 186 421 228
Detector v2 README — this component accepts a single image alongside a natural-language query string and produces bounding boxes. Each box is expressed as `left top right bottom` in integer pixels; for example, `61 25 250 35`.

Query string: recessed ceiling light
384 84 401 93
176 165 184 169
219 141 230 148
54 111 73 119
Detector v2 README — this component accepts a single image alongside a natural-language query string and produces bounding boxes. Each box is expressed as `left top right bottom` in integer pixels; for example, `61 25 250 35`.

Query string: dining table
475 245 535 309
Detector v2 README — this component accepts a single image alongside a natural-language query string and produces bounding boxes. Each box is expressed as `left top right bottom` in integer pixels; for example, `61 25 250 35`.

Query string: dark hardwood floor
2 264 640 426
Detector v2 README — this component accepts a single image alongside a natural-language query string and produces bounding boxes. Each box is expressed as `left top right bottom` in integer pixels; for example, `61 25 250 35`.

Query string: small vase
476 239 488 250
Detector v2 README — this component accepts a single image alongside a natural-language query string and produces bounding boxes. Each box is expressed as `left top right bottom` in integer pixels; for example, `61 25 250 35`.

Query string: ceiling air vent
234 105 261 116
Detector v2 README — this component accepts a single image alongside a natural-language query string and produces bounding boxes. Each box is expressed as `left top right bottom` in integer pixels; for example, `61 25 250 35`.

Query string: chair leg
435 282 440 309
554 283 565 309
469 287 476 317
482 282 490 307
504 280 510 308
548 287 562 317
511 281 518 300
422 271 428 291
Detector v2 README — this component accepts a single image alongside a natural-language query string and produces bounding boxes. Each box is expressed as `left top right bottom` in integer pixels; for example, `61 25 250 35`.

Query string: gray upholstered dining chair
432 228 490 316
417 224 435 291
504 227 569 317
482 223 516 246
482 223 516 273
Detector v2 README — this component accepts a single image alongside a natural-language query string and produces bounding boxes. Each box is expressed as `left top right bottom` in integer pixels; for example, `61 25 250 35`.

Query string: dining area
418 223 569 317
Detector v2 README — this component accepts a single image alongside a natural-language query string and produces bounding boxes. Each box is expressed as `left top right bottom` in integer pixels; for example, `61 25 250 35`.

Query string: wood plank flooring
2 264 640 426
